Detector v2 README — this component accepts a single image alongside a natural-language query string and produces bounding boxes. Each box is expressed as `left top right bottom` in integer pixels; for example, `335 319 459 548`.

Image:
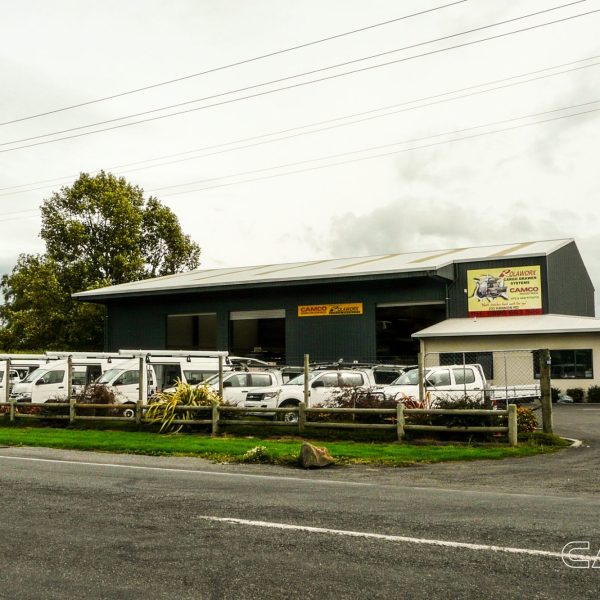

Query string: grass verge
0 425 566 467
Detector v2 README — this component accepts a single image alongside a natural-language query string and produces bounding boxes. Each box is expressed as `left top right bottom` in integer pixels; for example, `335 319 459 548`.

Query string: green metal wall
445 241 594 318
105 275 446 362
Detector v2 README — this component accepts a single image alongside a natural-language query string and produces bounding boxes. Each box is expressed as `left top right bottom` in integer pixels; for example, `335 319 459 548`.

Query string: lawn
0 425 567 467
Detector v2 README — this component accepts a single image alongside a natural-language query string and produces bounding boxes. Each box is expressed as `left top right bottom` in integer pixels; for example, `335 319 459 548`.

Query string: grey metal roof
413 313 600 338
73 238 573 300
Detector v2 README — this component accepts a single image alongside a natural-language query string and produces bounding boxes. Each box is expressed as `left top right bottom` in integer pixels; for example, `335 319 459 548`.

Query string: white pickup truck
382 364 540 407
244 365 407 421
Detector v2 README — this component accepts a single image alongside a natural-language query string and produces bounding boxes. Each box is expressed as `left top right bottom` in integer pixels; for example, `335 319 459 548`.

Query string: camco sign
298 303 363 317
467 265 543 318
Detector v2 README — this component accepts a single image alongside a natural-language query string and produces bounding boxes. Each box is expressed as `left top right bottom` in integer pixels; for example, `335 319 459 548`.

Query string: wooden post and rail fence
0 399 520 446
0 350 537 446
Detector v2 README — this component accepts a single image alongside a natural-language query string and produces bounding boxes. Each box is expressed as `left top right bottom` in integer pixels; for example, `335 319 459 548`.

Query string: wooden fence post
135 399 143 425
303 354 310 408
417 351 425 405
396 403 405 441
218 356 224 401
4 357 11 406
539 349 553 434
508 403 518 447
212 404 220 437
9 399 16 423
298 402 306 434
67 354 73 404
138 356 146 406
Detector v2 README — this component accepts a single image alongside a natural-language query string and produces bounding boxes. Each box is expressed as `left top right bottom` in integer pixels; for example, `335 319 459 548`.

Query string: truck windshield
22 367 45 383
97 369 123 384
390 369 429 386
285 373 317 385
203 373 221 385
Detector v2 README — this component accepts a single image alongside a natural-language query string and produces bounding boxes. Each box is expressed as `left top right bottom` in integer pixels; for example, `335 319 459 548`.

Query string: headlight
262 391 279 399
14 392 31 401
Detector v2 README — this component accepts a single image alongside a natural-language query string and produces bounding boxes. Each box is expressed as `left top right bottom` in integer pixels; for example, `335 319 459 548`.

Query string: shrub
75 384 119 416
241 446 272 463
587 386 600 403
145 380 221 433
516 406 537 433
317 387 396 423
426 397 500 429
551 387 561 403
566 388 585 403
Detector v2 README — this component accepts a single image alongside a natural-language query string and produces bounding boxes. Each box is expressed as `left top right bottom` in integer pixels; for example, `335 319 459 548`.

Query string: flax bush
145 380 221 433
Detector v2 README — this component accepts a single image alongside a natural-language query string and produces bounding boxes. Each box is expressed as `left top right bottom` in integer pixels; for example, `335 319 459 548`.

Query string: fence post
138 356 146 406
303 354 310 408
299 402 306 434
417 351 425 404
539 349 553 434
396 403 405 441
135 399 143 425
508 403 518 447
9 398 16 423
212 404 220 437
218 355 224 400
68 355 75 424
67 354 73 402
4 357 11 406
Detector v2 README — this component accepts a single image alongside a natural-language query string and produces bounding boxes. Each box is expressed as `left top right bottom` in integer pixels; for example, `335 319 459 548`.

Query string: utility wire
2 96 598 221
151 98 600 195
1 53 599 198
0 1 467 127
1 2 595 153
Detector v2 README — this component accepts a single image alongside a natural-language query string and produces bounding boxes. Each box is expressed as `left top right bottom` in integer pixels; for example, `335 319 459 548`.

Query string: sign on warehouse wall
467 265 543 317
298 303 363 317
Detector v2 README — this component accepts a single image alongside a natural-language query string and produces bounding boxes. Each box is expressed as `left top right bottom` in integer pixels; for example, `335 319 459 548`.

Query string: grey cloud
325 198 581 257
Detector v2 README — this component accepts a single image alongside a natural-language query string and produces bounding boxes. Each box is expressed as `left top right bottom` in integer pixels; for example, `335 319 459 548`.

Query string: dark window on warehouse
533 349 593 379
440 352 494 380
166 313 217 350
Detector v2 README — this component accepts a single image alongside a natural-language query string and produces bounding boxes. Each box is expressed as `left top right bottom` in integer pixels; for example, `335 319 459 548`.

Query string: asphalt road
0 404 598 599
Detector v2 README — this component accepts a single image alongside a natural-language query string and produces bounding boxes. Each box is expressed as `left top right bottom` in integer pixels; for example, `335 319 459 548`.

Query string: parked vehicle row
5 350 231 406
244 363 415 421
3 351 540 415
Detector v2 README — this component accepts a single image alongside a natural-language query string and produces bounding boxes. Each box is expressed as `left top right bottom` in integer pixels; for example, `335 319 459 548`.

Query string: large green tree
0 171 200 351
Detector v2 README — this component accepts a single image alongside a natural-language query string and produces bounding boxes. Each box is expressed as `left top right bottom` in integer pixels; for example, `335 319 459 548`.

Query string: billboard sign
467 265 542 317
298 303 363 317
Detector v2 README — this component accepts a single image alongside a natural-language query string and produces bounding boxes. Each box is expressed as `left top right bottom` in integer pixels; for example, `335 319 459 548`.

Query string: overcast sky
2 1 600 306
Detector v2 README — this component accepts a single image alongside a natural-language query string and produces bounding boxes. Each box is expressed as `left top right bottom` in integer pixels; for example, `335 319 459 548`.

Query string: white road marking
0 454 371 486
199 516 597 561
0 453 591 501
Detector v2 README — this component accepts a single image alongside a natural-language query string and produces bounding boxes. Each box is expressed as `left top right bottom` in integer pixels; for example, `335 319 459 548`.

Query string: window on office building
533 349 593 379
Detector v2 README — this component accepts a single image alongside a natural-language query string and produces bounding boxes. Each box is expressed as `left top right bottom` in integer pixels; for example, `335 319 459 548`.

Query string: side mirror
312 380 324 388
222 381 233 388
35 378 45 386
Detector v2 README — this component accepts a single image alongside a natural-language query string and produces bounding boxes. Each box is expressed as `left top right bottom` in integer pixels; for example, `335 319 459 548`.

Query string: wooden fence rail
0 401 518 446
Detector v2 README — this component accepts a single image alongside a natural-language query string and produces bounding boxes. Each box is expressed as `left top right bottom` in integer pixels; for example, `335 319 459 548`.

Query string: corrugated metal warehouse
74 238 600 390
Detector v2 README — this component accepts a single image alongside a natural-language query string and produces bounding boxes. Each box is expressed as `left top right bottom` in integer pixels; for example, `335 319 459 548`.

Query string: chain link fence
422 349 544 407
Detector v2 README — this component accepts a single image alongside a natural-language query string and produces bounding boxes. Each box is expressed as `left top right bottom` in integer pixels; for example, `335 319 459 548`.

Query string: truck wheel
277 401 299 423
123 404 136 419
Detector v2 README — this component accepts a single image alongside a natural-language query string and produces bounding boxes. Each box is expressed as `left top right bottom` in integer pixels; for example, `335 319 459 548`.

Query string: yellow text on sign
298 303 364 317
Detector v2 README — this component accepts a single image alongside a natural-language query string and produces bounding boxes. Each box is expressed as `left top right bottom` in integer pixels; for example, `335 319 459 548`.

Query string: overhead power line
1 53 599 198
2 96 598 222
0 2 596 153
151 98 600 196
0 1 467 127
